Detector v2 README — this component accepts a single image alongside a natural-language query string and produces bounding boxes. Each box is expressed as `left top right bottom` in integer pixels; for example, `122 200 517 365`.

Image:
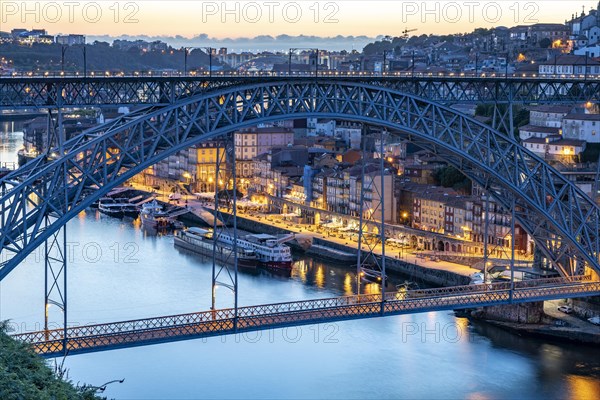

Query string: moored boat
215 231 293 271
98 197 139 218
140 199 179 229
174 227 259 269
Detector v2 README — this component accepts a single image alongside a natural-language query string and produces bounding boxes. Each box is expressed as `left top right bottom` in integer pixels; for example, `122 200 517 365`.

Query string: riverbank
468 300 600 345
124 182 479 287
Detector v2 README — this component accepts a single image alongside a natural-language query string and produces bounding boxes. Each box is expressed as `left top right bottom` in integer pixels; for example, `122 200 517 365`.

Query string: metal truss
43 214 67 352
356 128 388 301
1 81 599 284
12 275 600 358
211 135 238 323
2 76 600 109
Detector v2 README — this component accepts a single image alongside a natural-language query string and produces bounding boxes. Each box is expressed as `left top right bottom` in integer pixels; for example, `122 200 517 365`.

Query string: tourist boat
98 197 139 218
140 199 179 229
214 230 294 271
174 227 259 269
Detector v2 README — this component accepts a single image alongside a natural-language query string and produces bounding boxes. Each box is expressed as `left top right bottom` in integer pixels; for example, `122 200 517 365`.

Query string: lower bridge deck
12 276 600 358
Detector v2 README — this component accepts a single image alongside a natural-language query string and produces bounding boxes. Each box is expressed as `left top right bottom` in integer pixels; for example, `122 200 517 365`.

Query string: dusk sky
0 1 596 50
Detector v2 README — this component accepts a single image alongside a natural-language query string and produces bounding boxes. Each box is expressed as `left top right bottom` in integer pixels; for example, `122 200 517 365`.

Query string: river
0 126 599 399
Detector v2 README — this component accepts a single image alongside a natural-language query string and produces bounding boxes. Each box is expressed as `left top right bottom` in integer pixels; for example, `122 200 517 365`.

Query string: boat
214 230 294 271
359 265 388 283
140 199 179 229
98 197 139 218
174 227 259 269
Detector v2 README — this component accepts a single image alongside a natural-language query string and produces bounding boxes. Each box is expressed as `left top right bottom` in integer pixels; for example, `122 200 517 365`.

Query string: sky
0 1 597 51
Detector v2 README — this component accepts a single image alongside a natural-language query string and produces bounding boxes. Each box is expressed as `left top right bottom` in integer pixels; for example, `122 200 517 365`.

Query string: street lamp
183 47 214 76
61 45 67 72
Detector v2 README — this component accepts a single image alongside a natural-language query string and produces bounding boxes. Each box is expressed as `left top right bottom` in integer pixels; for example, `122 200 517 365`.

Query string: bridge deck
12 276 600 358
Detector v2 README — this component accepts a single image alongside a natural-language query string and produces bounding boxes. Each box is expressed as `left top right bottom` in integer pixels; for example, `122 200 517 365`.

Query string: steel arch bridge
2 75 600 109
1 80 599 281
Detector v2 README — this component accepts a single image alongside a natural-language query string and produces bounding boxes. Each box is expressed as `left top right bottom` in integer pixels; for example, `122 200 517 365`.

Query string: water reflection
1 128 599 399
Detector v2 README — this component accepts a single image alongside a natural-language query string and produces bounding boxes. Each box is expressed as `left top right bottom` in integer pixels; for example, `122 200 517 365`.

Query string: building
234 126 294 177
144 141 225 192
55 34 86 46
562 113 600 143
538 54 600 76
335 121 362 149
522 136 587 161
528 105 572 128
518 125 561 141
307 118 336 137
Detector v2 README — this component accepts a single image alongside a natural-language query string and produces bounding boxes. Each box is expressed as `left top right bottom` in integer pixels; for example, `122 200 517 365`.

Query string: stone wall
230 214 470 287
572 297 600 319
477 302 544 324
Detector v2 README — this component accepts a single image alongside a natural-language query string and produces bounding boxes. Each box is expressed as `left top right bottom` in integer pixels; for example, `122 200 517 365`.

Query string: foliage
0 322 102 400
580 143 600 163
475 104 529 140
433 166 472 194
539 38 552 49
0 43 213 72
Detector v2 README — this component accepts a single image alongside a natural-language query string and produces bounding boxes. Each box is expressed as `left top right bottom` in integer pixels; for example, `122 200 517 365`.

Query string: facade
519 125 561 141
55 34 86 46
528 105 572 128
538 55 600 76
562 113 600 143
234 126 294 177
522 137 586 161
144 141 225 193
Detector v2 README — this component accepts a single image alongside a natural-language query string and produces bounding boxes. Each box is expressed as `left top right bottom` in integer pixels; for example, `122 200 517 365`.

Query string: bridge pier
43 215 68 353
210 135 238 323
476 302 545 324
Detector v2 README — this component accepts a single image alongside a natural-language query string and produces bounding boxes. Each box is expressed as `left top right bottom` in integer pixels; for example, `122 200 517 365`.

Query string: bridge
1 75 599 357
2 74 600 110
11 276 600 358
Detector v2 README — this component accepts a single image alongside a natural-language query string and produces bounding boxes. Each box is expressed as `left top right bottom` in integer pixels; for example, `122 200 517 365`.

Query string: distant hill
1 43 219 73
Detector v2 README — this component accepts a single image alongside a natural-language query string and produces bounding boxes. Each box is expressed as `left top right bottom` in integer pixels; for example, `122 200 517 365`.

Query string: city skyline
1 1 597 49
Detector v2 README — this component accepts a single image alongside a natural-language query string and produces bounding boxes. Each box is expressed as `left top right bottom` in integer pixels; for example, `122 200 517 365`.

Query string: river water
0 126 599 399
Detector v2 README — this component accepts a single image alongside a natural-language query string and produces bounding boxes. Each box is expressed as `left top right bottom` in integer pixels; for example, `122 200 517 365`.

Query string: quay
129 182 478 287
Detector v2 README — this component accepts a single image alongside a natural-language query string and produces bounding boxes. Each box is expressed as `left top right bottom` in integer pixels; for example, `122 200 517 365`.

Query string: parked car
588 316 600 325
168 192 182 200
557 305 573 314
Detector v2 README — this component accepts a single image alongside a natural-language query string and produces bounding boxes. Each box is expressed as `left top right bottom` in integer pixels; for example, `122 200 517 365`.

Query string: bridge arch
0 80 599 280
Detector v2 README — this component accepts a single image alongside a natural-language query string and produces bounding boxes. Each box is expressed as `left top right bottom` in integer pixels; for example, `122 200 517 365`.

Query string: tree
539 38 552 48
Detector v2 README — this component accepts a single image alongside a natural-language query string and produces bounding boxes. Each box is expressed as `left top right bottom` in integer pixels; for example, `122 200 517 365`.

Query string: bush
0 322 102 400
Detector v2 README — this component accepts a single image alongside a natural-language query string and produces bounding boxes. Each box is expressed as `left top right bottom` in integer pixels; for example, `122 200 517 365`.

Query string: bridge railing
2 70 599 80
11 276 595 345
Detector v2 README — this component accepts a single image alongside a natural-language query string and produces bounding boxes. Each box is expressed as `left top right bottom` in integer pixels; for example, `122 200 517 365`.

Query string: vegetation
539 38 552 48
0 43 215 73
0 322 102 400
474 104 529 139
580 143 600 163
433 166 472 194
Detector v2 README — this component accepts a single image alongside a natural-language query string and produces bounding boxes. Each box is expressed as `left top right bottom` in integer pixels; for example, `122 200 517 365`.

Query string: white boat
174 227 259 269
98 197 139 218
215 231 293 271
140 199 178 229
